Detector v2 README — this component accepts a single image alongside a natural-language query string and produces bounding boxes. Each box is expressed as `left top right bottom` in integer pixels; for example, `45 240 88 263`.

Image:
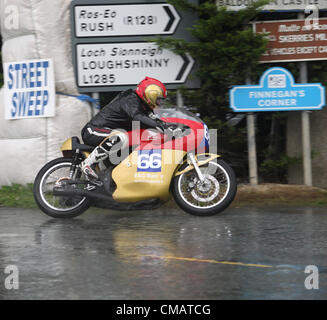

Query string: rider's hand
167 126 183 138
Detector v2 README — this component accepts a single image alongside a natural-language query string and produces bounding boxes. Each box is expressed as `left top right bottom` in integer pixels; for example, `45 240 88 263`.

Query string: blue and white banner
4 59 55 120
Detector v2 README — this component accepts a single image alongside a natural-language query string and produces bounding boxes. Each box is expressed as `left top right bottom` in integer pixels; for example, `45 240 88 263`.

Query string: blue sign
230 67 325 112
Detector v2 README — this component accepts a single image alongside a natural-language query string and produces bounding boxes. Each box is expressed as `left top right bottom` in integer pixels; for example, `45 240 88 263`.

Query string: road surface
0 205 326 300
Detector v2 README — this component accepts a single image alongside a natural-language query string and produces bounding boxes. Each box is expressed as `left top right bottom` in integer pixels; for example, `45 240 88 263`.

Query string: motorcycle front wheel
172 159 237 216
33 157 90 218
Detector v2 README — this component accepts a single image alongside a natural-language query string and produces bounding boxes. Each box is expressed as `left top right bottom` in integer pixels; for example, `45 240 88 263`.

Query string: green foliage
154 1 269 118
259 152 301 183
153 0 269 180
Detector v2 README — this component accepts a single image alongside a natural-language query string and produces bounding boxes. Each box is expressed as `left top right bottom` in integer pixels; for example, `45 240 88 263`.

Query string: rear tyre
172 159 237 216
33 157 90 218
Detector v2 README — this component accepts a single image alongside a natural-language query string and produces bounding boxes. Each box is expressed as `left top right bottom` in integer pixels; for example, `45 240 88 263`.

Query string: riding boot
81 146 108 180
81 134 124 180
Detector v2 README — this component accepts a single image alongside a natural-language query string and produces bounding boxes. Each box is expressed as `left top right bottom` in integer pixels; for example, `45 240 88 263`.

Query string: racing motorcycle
33 109 237 218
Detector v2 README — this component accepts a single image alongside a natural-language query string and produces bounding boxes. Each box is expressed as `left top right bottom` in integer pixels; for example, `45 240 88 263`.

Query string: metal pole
247 112 258 185
177 90 183 111
300 62 313 186
297 12 313 186
246 75 258 185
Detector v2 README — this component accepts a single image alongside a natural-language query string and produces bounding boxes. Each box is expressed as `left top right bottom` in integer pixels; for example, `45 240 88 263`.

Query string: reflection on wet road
0 206 327 299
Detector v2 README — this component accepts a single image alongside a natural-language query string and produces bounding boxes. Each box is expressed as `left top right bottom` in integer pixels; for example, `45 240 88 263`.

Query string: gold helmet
144 84 165 108
136 77 167 109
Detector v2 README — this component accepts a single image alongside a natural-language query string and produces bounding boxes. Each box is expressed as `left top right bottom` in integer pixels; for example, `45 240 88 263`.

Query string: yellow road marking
136 254 274 269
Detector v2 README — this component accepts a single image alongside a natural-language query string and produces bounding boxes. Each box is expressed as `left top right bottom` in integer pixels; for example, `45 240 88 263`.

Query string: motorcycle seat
71 136 95 152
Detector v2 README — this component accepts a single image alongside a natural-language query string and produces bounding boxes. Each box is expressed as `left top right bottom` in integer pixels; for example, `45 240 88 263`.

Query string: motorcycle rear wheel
33 157 90 218
172 159 237 216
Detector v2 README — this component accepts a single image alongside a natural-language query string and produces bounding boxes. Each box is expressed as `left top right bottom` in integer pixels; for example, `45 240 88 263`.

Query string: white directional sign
76 42 194 86
74 4 181 37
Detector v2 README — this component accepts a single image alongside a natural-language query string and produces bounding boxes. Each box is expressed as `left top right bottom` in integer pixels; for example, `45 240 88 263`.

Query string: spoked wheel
33 157 90 218
172 159 237 216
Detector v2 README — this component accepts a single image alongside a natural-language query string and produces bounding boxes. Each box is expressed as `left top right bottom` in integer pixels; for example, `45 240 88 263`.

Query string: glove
167 126 183 138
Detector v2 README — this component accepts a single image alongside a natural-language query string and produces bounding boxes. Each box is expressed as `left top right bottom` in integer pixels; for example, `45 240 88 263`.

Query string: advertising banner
4 59 55 120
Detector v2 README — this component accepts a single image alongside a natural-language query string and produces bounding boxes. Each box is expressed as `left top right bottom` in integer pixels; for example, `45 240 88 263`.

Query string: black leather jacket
86 89 167 132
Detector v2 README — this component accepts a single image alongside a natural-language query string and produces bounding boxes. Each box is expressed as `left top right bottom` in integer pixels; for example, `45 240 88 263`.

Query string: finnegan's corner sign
216 0 327 11
229 67 325 112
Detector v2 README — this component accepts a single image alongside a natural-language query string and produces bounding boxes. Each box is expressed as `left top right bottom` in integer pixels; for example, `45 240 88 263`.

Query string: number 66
138 153 161 169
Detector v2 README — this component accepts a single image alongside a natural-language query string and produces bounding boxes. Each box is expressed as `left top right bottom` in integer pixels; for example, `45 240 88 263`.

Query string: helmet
135 77 167 109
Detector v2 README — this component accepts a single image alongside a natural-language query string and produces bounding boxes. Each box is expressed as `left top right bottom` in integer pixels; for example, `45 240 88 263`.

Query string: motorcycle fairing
112 149 186 202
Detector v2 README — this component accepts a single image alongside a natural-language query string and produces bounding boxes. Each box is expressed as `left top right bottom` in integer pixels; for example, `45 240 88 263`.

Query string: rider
81 76 169 180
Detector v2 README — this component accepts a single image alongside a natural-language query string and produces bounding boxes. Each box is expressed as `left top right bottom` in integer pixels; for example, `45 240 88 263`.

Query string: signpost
70 0 199 92
74 4 181 37
253 18 327 63
230 67 326 185
76 42 194 88
230 67 325 112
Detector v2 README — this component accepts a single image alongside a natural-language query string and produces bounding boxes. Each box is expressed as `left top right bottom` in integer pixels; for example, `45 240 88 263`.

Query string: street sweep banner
4 59 55 120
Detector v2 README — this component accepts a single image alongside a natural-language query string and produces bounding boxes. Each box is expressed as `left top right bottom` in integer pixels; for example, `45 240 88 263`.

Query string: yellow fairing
174 153 221 176
60 138 90 158
112 149 186 202
60 138 72 152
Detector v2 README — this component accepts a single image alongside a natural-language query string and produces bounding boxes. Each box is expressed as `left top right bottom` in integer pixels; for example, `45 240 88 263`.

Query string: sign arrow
163 5 176 32
176 54 192 81
76 42 194 87
74 4 181 37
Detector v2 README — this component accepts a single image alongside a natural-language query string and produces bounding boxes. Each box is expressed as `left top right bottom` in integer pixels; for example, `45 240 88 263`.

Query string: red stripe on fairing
126 117 205 152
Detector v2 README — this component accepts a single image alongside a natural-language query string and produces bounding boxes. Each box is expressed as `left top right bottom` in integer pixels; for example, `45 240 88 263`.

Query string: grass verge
231 183 327 208
1 183 327 209
0 184 36 208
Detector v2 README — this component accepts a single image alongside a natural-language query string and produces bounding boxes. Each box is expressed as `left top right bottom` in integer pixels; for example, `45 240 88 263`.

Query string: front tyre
33 157 90 218
172 159 237 216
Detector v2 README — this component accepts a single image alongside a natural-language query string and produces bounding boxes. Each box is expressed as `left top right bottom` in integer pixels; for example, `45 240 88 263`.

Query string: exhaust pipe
53 186 162 210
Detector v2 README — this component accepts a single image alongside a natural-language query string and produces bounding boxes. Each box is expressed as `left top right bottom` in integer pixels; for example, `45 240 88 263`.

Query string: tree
153 0 269 180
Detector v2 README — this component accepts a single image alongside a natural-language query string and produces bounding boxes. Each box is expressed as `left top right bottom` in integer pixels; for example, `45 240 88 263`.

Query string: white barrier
0 0 91 186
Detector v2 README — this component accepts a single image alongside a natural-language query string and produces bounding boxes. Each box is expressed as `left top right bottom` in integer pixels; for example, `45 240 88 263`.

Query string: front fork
188 153 205 183
174 153 221 178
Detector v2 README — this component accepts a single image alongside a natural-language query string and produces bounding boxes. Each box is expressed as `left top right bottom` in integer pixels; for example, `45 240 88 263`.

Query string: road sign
70 0 199 92
76 42 194 87
230 67 325 112
216 0 327 11
253 18 327 63
74 4 181 37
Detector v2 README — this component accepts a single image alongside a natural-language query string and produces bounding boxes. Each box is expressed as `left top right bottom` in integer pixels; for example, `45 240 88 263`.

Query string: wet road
0 205 327 300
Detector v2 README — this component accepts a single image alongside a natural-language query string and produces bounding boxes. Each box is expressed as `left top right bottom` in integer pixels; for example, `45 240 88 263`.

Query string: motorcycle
33 108 237 218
